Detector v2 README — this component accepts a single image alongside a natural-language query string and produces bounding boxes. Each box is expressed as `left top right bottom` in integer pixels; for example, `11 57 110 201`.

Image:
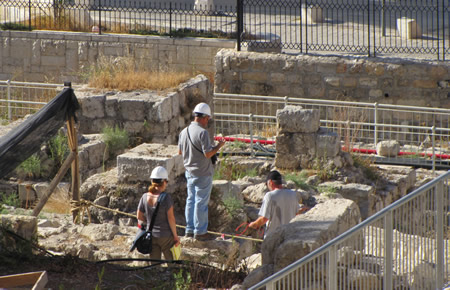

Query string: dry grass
86 56 194 91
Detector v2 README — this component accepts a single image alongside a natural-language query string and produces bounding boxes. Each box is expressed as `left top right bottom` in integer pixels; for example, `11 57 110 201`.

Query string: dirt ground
0 249 245 289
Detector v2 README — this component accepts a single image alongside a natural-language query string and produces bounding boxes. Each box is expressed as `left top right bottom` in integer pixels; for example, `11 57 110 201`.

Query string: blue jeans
185 171 213 235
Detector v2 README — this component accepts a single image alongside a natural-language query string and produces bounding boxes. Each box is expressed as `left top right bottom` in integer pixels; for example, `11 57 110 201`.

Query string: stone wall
76 74 213 145
214 49 450 108
0 30 235 83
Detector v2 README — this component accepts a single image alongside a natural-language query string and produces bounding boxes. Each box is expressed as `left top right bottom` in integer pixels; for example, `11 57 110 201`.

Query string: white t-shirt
259 188 300 237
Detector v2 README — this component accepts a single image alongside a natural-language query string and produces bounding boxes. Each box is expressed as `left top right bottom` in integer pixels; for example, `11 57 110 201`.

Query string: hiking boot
194 233 216 241
185 232 194 238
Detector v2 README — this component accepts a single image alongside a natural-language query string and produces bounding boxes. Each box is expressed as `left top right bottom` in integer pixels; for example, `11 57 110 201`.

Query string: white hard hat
193 102 211 117
150 166 168 180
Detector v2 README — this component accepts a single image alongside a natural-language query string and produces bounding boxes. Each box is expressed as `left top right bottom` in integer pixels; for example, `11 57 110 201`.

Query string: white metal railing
250 171 450 290
213 93 450 171
0 80 68 121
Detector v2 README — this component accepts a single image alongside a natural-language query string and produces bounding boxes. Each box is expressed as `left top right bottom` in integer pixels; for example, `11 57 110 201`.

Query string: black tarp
0 87 80 180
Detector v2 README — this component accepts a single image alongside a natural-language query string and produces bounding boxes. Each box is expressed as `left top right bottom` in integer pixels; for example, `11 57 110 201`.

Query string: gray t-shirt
137 192 174 238
258 188 300 237
178 122 214 177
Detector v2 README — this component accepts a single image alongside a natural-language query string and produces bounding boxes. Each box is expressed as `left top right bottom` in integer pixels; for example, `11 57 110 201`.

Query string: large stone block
77 94 105 119
117 143 183 183
316 128 340 158
397 17 422 39
277 105 320 133
117 96 147 121
301 5 324 23
377 140 400 157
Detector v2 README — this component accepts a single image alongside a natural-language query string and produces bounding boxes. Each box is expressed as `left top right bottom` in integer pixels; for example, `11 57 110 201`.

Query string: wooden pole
32 151 75 217
66 115 80 222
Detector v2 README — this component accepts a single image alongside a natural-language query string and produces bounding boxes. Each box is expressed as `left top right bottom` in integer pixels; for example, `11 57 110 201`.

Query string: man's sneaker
185 232 194 238
194 233 216 241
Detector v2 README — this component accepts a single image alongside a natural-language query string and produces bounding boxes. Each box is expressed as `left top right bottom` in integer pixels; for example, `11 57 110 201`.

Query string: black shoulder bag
130 193 166 254
187 126 217 165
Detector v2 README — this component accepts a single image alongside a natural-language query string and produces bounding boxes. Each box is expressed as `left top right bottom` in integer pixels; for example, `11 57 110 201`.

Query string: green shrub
102 126 129 157
48 131 69 166
352 154 378 181
0 22 31 31
223 196 243 217
214 155 258 181
284 171 313 191
1 193 20 208
17 154 41 179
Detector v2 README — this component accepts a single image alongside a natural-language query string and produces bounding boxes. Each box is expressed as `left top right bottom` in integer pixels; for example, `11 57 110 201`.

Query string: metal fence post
436 180 444 288
284 96 289 107
237 0 243 51
28 0 32 31
384 212 393 289
98 0 102 35
374 102 378 146
432 126 436 174
7 80 11 121
249 113 254 157
328 246 337 288
170 2 173 37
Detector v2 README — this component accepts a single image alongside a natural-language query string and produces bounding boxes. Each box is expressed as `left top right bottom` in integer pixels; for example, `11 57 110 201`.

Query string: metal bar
436 180 444 287
7 79 11 121
328 247 337 289
384 212 393 289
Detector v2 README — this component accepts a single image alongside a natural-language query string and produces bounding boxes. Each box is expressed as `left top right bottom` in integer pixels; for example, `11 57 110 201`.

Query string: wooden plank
32 271 48 290
0 271 47 290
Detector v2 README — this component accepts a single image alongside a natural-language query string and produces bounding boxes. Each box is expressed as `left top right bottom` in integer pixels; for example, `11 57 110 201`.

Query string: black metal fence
0 0 449 60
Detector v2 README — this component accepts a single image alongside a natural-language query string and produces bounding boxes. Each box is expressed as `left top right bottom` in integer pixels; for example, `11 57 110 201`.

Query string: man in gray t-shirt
178 103 225 241
249 170 301 237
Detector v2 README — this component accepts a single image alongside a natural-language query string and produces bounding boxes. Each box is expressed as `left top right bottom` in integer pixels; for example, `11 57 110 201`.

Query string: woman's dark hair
148 179 166 193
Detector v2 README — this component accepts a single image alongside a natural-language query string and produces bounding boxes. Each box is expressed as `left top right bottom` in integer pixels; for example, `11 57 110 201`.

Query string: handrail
214 93 450 114
250 170 450 289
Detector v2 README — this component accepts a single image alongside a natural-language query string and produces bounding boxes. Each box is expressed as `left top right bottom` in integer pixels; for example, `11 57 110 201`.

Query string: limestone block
78 223 119 241
397 17 422 39
105 95 118 117
77 94 105 119
18 182 70 203
167 92 180 118
194 0 215 12
277 105 320 133
377 140 400 157
0 214 37 242
301 5 324 23
346 269 381 289
41 55 66 67
153 96 173 122
242 264 274 289
117 97 147 121
79 134 107 170
242 182 268 203
117 143 183 183
316 128 340 158
247 33 282 54
123 121 144 135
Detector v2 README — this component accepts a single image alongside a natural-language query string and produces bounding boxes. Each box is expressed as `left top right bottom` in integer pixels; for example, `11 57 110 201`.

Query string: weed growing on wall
48 131 69 167
352 154 379 181
17 154 41 179
284 170 314 191
101 126 129 168
0 193 20 208
214 154 258 181
222 196 243 218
